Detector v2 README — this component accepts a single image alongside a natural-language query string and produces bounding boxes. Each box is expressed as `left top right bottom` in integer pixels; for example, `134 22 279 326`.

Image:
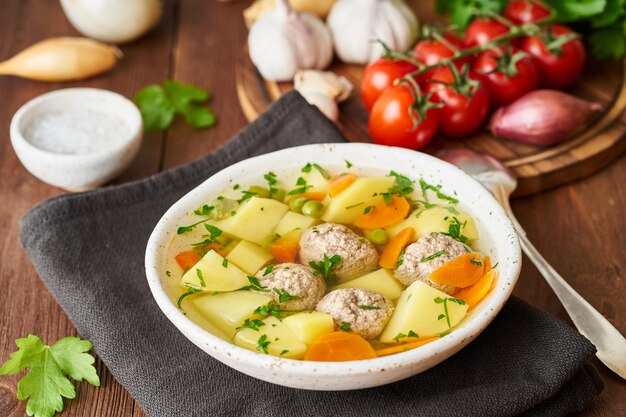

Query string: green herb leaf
313 163 330 179
177 287 201 309
247 276 269 292
301 163 313 173
196 269 206 288
419 179 459 205
222 258 229 268
263 264 274 276
345 160 353 168
396 251 406 268
340 322 351 331
357 305 382 310
420 250 445 263
273 288 300 303
256 335 270 354
308 254 342 280
470 257 483 267
288 177 313 196
238 319 265 332
134 80 216 132
279 349 290 356
0 335 100 417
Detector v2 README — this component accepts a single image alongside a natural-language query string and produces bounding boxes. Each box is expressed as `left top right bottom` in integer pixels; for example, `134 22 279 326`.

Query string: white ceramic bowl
11 88 143 192
145 143 521 390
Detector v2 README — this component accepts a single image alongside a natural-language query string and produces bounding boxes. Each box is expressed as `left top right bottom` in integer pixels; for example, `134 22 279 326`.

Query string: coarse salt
24 108 131 155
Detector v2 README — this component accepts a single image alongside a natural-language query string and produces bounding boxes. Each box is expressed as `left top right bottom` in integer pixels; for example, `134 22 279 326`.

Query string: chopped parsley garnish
345 202 364 210
222 258 229 268
443 217 469 244
264 171 279 195
364 205 374 214
233 184 240 190
194 204 214 216
358 305 381 310
166 270 172 277
301 162 330 179
279 349 290 356
273 288 300 303
470 257 483 267
309 254 341 281
256 335 270 354
176 287 201 309
238 190 257 203
491 262 499 270
254 301 284 318
393 330 419 343
263 264 274 276
191 224 223 248
420 250 445 263
419 179 459 205
288 177 313 195
396 251 405 268
434 297 466 329
345 160 353 168
247 276 269 292
238 319 265 331
340 322 351 331
388 171 414 196
177 218 211 234
196 269 206 287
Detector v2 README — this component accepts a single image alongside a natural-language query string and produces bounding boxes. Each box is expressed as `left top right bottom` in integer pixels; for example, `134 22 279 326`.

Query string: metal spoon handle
493 185 626 379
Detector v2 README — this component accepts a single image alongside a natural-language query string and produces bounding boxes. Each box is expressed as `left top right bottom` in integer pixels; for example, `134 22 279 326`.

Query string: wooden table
0 1 624 416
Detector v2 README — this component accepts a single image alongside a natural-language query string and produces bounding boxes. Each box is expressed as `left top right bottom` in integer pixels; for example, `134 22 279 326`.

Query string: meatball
394 232 468 294
254 263 325 310
299 223 379 282
316 288 394 339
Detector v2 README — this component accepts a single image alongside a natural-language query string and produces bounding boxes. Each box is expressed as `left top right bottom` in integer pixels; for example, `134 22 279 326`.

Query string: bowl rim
10 87 143 161
145 143 521 379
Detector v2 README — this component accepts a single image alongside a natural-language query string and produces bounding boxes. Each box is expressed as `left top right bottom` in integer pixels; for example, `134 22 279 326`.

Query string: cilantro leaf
0 335 100 417
134 80 216 132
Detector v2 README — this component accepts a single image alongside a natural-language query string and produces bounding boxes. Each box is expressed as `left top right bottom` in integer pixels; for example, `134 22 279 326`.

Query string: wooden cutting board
235 1 626 196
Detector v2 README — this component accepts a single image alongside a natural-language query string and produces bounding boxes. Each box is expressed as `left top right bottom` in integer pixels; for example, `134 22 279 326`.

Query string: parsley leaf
134 80 216 131
420 250 445 263
273 288 300 303
340 322 351 331
357 305 381 310
256 335 271 354
308 254 341 280
0 335 100 417
238 319 266 332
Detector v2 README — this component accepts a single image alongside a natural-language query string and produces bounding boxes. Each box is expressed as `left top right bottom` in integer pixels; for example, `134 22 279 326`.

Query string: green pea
365 229 388 245
289 197 309 213
248 186 270 198
301 201 324 218
270 188 286 202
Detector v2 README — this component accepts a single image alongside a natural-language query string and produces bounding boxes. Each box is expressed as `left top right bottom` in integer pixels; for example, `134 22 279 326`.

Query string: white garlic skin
294 70 353 122
327 0 419 64
302 92 339 121
248 0 333 82
60 0 163 44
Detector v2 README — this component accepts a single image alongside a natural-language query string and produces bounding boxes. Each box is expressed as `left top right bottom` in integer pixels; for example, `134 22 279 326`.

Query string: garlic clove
293 70 353 102
300 91 339 121
244 0 336 28
248 0 333 81
60 0 163 44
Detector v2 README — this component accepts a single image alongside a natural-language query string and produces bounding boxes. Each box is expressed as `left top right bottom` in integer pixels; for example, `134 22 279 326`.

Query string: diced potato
217 197 289 245
234 316 308 359
321 176 395 224
192 291 272 339
282 312 335 345
181 250 249 291
301 166 330 195
226 240 273 275
274 211 320 236
386 207 479 241
379 281 469 343
334 269 405 300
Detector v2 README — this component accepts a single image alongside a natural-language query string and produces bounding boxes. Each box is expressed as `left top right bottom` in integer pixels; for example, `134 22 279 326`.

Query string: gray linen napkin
20 91 603 417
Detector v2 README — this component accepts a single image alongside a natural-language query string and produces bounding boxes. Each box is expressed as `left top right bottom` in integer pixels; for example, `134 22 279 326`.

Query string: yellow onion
490 90 602 147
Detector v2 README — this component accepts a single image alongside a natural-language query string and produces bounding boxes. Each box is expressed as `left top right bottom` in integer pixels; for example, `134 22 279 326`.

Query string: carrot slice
379 227 415 269
301 191 326 201
429 253 485 288
174 243 227 271
455 269 496 308
375 337 439 357
354 195 410 229
269 231 301 263
329 173 356 197
175 250 202 271
304 332 376 361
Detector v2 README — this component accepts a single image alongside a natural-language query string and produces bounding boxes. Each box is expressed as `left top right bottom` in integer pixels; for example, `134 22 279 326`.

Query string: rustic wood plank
0 0 624 416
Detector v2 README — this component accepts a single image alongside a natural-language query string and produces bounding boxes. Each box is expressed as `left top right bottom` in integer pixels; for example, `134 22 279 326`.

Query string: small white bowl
145 143 521 390
11 88 143 191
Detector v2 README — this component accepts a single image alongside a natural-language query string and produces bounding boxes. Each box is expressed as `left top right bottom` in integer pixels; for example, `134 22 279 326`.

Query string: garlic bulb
327 0 419 64
294 70 353 121
60 0 163 44
244 0 336 28
248 0 333 81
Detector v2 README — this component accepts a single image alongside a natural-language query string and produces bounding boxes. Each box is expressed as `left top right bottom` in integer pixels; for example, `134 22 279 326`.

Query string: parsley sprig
309 254 341 284
238 319 265 332
0 335 100 417
302 162 330 179
435 297 467 329
393 330 419 343
419 179 459 205
288 177 313 196
256 335 271 354
420 250 445 263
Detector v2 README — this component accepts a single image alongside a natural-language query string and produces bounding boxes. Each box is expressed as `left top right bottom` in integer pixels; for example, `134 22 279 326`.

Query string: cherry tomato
425 67 490 137
504 0 551 24
361 58 419 111
413 34 473 79
473 47 539 107
463 18 509 48
521 24 585 89
368 84 439 150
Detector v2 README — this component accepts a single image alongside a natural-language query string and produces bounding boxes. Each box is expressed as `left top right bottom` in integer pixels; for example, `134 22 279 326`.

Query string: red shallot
490 90 602 146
